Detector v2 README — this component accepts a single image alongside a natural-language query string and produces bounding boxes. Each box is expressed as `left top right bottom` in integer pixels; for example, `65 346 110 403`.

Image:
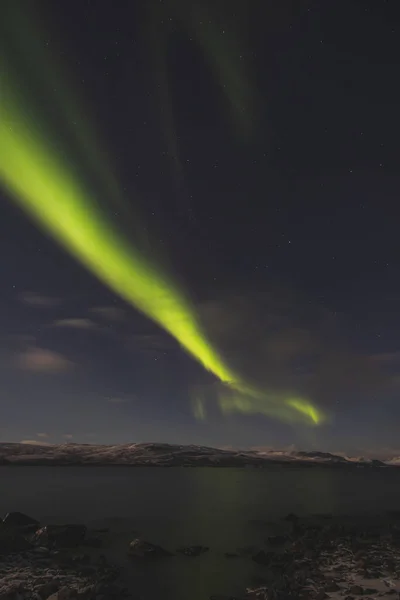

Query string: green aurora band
0 61 326 426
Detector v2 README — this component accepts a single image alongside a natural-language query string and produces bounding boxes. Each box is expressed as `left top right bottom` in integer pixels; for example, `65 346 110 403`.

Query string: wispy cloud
370 352 400 364
129 333 174 354
90 306 126 322
63 434 73 440
36 432 49 438
15 347 74 373
107 397 130 404
52 318 98 330
19 291 61 308
20 439 52 446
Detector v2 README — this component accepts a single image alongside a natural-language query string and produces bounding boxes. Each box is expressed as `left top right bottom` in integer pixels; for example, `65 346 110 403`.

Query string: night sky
1 0 400 457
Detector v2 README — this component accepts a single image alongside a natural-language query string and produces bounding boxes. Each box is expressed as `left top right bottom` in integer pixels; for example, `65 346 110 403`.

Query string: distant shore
0 442 394 468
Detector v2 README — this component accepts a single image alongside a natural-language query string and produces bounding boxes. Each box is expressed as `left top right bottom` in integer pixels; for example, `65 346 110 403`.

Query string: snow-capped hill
293 451 349 463
0 442 394 467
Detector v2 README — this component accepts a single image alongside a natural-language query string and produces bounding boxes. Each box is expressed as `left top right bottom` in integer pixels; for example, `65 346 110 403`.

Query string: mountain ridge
0 442 392 468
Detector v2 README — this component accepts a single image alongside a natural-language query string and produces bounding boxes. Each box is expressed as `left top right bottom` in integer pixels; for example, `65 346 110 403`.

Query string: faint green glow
144 0 255 183
218 388 325 426
0 58 324 427
192 397 207 421
286 398 321 425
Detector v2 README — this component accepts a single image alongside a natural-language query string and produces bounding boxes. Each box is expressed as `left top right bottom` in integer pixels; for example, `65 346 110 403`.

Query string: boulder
349 585 364 595
36 581 60 599
57 587 78 600
2 511 39 530
34 524 87 548
128 538 172 558
176 545 209 557
325 581 341 592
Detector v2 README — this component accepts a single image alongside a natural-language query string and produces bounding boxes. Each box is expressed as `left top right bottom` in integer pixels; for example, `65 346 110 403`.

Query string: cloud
20 439 52 446
15 347 74 373
129 333 174 354
370 352 400 364
196 288 392 415
19 291 61 308
52 318 98 330
107 397 130 404
63 434 73 440
4 334 36 348
36 433 49 438
90 306 126 322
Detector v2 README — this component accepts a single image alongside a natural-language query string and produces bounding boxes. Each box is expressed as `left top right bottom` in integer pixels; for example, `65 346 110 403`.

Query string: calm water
2 466 400 599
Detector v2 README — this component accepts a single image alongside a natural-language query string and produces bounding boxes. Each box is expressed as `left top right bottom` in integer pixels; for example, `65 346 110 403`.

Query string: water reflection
2 466 400 599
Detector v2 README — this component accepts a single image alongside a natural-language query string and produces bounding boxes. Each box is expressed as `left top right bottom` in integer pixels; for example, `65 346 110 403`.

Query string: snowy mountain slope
0 442 391 467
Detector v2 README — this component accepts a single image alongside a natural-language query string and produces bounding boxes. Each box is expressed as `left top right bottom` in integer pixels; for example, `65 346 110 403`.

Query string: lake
2 466 400 599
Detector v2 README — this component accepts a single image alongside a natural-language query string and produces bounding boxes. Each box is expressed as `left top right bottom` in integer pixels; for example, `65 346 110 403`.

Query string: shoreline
2 512 400 599
0 461 395 469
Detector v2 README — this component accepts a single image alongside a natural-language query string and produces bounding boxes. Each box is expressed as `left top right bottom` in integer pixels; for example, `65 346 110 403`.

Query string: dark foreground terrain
2 510 400 599
0 443 392 468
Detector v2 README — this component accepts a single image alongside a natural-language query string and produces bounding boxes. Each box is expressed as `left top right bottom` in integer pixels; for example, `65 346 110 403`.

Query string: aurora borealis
0 0 398 454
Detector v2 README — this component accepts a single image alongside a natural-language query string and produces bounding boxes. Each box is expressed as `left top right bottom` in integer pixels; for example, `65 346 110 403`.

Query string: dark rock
176 545 209 557
36 581 60 599
209 596 244 600
225 552 240 558
364 570 382 579
0 584 27 600
71 553 91 564
2 511 39 529
96 554 108 567
57 587 78 600
349 586 364 595
34 524 87 548
77 565 97 577
0 528 32 554
98 566 120 583
325 582 341 592
76 586 95 599
128 538 172 558
315 593 329 600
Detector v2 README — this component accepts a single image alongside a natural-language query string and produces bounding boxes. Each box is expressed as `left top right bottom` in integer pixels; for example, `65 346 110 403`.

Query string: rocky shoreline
2 511 400 599
0 513 129 600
